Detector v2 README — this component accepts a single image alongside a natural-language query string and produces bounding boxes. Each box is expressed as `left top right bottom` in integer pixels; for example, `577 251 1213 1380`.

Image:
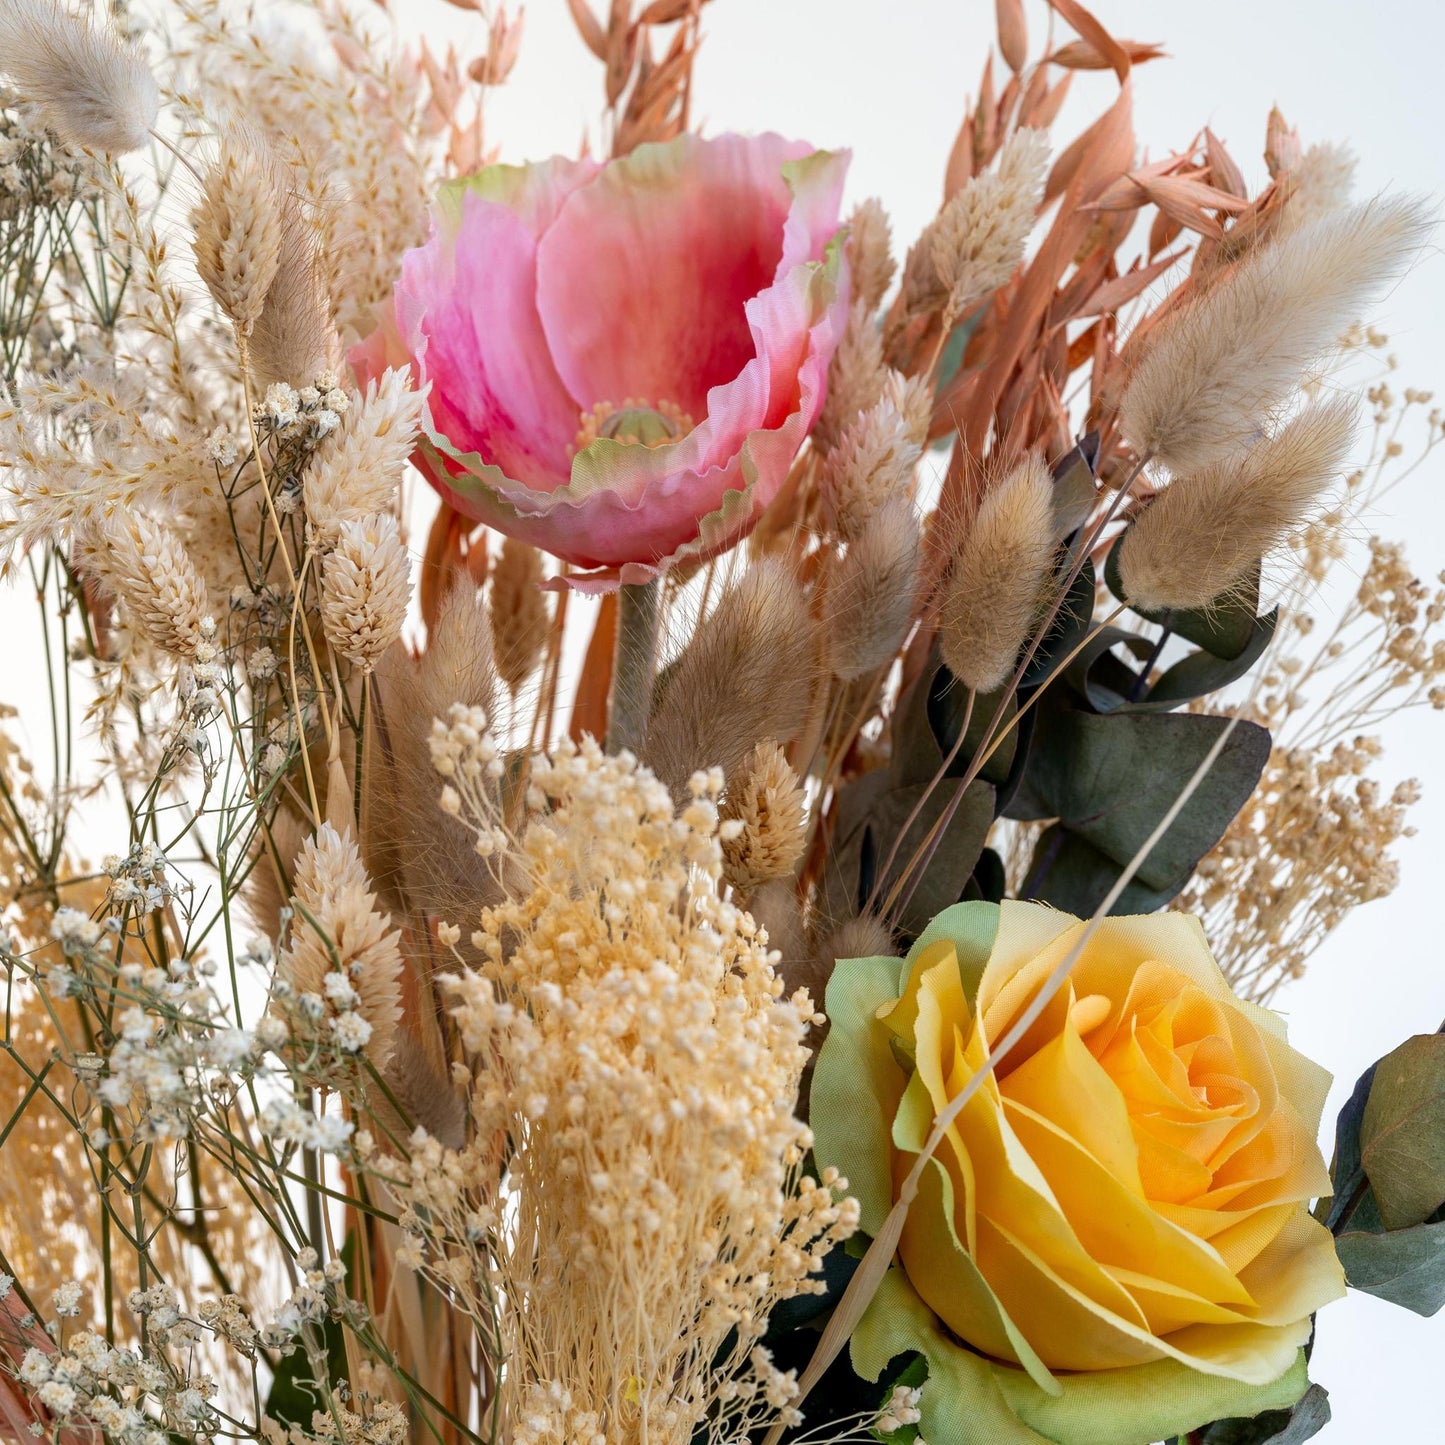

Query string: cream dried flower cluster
371 729 857 1445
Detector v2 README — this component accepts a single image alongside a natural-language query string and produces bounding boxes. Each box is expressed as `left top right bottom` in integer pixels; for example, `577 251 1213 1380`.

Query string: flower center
574 398 694 454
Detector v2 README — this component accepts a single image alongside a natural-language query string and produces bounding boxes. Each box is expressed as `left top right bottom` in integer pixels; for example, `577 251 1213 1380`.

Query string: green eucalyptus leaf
1105 538 1263 661
1022 823 1178 916
1144 609 1280 710
1021 559 1096 689
865 779 996 938
1322 1062 1377 1233
820 769 893 921
925 669 1017 786
1060 626 1156 713
1018 709 1271 910
1334 1215 1445 1316
1199 1383 1331 1444
1050 439 1100 542
1360 1033 1445 1230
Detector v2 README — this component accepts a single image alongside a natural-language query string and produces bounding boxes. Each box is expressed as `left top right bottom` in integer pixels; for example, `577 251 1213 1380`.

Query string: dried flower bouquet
1 2 1443 1444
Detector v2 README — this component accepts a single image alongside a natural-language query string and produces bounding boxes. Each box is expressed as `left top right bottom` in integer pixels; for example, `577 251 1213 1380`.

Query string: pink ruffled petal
535 134 815 420
398 189 583 488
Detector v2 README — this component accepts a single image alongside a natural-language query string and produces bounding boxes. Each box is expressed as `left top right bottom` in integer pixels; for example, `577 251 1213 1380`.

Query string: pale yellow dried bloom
304 369 425 543
320 514 411 671
824 497 920 680
276 822 404 1071
192 142 283 338
900 127 1048 322
98 512 210 659
846 197 896 312
815 301 887 453
819 388 921 541
720 740 808 893
939 453 1055 692
1119 398 1358 611
0 0 158 154
644 559 818 799
378 739 854 1443
1120 196 1431 473
489 537 549 693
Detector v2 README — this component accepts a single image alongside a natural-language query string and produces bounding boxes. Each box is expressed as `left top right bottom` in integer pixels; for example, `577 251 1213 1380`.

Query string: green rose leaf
1199 1383 1331 1444
1359 1033 1445 1230
1334 1215 1445 1317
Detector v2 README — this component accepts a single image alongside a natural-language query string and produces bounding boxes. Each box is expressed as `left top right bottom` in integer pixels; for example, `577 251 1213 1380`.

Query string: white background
3 0 1441 1435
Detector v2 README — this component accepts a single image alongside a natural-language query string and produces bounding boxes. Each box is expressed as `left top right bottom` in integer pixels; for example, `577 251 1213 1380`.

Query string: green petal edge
851 1268 1311 1445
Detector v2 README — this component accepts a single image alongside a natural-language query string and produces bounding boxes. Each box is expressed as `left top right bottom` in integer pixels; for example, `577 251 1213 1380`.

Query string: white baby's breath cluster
373 735 857 1445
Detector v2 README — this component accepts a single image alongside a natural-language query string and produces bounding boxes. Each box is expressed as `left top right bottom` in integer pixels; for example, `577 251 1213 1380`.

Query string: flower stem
606 579 661 754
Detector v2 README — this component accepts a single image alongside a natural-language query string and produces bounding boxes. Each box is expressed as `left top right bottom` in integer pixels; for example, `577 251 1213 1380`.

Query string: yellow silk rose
811 900 1345 1445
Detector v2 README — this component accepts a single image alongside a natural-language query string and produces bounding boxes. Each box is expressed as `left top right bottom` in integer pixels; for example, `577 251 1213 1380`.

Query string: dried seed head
247 177 334 388
1119 397 1359 611
320 514 411 671
939 453 1056 692
886 370 934 449
815 301 888 454
277 823 403 1072
644 559 819 799
847 197 896 312
380 1030 467 1151
720 740 809 893
192 139 283 337
821 913 895 968
900 127 1048 322
1279 142 1357 236
824 497 920 680
489 536 549 693
304 369 426 545
99 512 210 658
1120 195 1431 474
0 0 159 154
746 878 809 996
820 388 922 542
369 583 500 937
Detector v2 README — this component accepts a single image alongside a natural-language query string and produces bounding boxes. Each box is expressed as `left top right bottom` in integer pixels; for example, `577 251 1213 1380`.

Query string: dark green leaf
1021 560 1095 689
868 780 996 938
1060 625 1155 713
1021 824 1177 916
1361 1034 1445 1230
820 770 892 921
1322 1063 1377 1232
964 847 1007 904
1335 1217 1445 1316
925 670 1016 785
1145 610 1280 709
1050 440 1099 542
1019 709 1271 909
1199 1384 1331 1444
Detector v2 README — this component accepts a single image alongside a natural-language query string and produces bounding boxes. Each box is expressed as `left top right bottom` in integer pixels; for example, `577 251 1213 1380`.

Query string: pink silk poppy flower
352 133 850 591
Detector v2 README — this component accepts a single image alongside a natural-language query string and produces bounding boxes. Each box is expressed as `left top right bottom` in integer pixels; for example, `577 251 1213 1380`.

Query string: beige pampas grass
304 368 425 543
824 498 920 680
99 512 210 658
644 560 818 798
0 0 158 154
720 741 809 893
192 141 283 339
320 514 410 671
1120 196 1431 474
900 126 1048 322
1118 397 1359 611
939 453 1056 692
847 198 896 312
277 822 403 1071
489 537 549 692
820 389 922 541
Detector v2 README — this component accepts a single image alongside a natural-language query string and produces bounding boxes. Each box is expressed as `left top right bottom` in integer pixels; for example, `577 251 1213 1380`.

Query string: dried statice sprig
0 0 159 154
1119 196 1432 474
371 731 856 1444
